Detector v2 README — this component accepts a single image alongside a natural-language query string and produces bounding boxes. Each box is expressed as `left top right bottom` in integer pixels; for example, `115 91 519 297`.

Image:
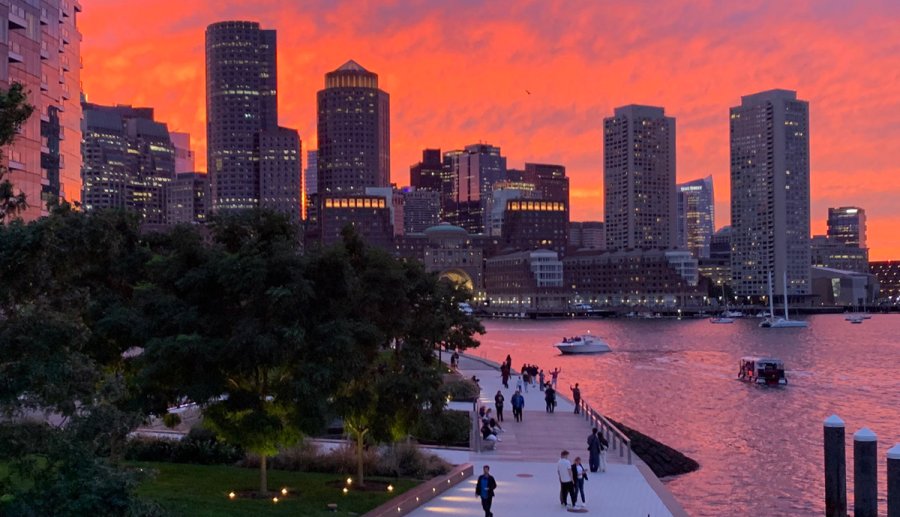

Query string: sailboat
711 284 735 324
759 272 808 328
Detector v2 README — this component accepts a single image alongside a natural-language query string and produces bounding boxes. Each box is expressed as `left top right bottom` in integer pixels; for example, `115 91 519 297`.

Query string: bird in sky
525 90 531 95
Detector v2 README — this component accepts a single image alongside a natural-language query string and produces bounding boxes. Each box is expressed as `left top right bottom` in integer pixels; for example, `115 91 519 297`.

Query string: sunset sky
81 0 900 259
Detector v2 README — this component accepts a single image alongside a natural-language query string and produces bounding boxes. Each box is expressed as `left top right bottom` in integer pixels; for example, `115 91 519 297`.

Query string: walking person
494 390 505 423
522 371 530 393
572 456 588 507
544 385 556 413
475 465 497 517
538 369 545 391
500 363 510 389
511 389 524 422
557 450 577 508
587 427 602 473
570 383 581 414
598 430 609 472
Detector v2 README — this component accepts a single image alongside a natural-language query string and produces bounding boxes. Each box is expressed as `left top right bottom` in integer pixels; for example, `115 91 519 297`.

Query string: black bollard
824 415 847 517
889 444 900 517
853 428 877 517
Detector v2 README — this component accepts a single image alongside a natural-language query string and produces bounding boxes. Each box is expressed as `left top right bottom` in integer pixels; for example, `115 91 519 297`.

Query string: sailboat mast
768 271 775 318
783 272 789 320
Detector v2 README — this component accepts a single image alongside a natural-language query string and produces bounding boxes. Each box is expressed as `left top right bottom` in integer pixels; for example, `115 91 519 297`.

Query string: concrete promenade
408 353 688 516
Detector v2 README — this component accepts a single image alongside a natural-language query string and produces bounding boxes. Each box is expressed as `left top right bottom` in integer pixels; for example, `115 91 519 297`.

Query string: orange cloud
80 0 900 259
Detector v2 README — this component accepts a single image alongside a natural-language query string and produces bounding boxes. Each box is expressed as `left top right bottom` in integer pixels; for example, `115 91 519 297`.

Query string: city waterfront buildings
484 249 567 312
569 222 605 251
869 261 900 301
318 194 393 250
729 89 811 298
400 187 440 234
81 103 175 225
827 206 866 248
171 132 195 174
603 105 676 251
676 176 715 258
205 21 301 217
316 60 389 196
166 172 209 225
304 149 317 219
810 235 869 273
2 0 82 220
410 148 443 192
698 226 732 288
499 199 568 256
445 143 507 234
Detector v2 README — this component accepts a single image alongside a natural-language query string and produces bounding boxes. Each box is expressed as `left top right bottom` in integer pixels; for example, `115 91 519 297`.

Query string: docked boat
759 272 808 329
738 356 787 385
710 316 735 324
847 314 864 324
722 310 744 318
555 334 612 354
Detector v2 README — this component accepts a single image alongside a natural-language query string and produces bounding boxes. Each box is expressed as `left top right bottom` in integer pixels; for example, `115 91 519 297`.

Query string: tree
0 83 35 222
135 211 355 495
327 228 483 486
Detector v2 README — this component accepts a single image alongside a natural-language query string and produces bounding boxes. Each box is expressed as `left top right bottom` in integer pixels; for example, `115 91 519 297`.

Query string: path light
228 492 236 500
342 487 349 495
281 488 288 496
346 477 352 485
387 484 394 492
272 497 279 504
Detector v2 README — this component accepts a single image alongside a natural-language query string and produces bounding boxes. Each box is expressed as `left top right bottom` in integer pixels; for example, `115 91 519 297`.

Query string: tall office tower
170 132 196 174
446 143 507 234
603 105 676 251
206 21 301 217
81 103 175 225
410 148 443 191
500 200 568 256
167 172 209 225
730 89 810 297
2 0 82 220
303 150 317 220
259 128 301 222
676 175 715 258
317 60 390 195
827 206 866 248
401 187 440 233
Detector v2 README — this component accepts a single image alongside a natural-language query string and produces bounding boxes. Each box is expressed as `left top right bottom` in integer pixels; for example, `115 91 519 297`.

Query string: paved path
407 353 686 516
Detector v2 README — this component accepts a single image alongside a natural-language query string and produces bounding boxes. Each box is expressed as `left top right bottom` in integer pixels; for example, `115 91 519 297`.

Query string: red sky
80 0 900 259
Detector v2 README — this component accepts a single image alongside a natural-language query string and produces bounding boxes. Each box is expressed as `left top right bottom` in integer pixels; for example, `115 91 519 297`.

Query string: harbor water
476 315 900 516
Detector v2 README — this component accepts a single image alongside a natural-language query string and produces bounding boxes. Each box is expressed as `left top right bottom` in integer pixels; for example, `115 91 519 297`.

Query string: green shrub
413 410 469 447
257 441 450 479
124 427 243 465
443 378 479 401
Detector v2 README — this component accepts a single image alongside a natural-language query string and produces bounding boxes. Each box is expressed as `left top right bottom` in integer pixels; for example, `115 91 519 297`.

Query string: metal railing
578 398 632 465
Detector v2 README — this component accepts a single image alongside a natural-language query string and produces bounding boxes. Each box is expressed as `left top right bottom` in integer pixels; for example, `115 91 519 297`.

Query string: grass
133 462 419 516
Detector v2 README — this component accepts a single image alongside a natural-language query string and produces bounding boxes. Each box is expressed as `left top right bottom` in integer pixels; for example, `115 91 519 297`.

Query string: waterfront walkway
408 354 687 516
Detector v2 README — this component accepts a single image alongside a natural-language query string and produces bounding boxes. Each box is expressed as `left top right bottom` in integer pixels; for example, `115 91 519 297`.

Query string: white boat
754 311 768 318
710 316 735 324
722 310 744 318
759 272 808 329
555 334 612 354
847 314 864 324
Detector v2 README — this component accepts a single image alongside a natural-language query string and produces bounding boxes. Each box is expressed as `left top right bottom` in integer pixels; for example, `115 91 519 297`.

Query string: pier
406 353 688 516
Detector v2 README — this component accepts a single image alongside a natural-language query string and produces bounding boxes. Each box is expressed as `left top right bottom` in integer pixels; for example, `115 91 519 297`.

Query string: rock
606 417 700 478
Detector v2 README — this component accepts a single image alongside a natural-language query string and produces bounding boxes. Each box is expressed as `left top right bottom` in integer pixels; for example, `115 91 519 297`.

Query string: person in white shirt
557 450 576 507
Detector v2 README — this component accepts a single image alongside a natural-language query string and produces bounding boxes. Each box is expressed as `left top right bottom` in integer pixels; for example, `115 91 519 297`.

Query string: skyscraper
81 102 175 225
730 89 810 297
827 206 866 248
603 105 676 251
303 150 317 220
676 176 715 258
446 143 507 234
170 132 196 174
410 148 443 192
167 172 209 225
3 0 82 220
205 21 301 217
316 60 390 195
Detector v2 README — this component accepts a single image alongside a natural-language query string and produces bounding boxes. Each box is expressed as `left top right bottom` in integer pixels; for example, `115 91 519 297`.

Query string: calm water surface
477 315 900 516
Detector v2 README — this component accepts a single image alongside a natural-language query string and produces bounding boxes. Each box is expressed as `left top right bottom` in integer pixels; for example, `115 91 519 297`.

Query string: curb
363 463 474 517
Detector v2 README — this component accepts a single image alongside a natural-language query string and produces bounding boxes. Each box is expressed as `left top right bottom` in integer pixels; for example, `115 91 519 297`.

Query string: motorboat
738 356 787 385
710 316 735 324
754 311 768 318
847 314 864 324
759 272 808 329
722 310 744 318
555 334 612 354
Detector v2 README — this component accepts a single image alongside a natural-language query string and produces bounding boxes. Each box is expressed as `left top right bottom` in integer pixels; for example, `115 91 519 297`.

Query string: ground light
228 492 235 499
387 484 394 492
342 487 349 495
281 488 288 495
272 497 279 504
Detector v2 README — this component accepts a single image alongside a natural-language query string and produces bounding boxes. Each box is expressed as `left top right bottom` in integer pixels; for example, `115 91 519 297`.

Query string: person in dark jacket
511 389 525 422
475 465 497 517
494 390 505 422
545 385 556 413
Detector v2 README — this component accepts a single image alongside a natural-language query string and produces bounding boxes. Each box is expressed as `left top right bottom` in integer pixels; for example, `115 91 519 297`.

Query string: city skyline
80 1 900 258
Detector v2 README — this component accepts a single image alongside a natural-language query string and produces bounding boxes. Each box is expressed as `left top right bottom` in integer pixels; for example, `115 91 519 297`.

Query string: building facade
445 143 507 234
810 235 869 273
81 103 175 225
564 249 699 308
827 206 866 248
603 105 676 251
870 261 900 301
730 89 811 297
677 175 715 258
205 21 301 218
318 195 394 250
484 249 567 312
2 0 82 220
569 221 605 251
500 199 568 256
259 127 301 222
316 60 389 196
401 187 440 234
166 172 209 225
170 132 195 174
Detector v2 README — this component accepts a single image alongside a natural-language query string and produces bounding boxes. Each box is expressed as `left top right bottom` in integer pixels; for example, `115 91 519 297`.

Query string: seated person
481 423 499 442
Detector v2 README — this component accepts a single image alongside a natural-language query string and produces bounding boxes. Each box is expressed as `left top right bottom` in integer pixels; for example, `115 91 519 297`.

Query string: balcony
40 81 48 92
40 48 50 60
8 49 23 63
40 7 50 25
40 112 50 122
8 159 25 171
8 11 27 30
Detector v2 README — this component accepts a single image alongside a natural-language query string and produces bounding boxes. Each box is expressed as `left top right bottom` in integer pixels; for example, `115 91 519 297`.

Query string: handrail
579 398 632 465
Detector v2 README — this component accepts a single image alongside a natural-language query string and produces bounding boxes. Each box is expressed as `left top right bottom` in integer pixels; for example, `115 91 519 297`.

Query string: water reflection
477 315 900 516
